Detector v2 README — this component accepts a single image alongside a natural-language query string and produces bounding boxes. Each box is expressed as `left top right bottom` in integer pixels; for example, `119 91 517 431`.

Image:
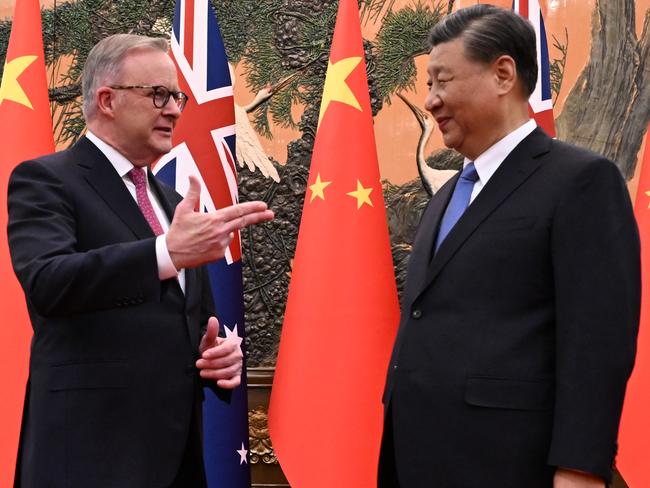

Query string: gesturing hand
196 317 243 389
167 175 274 270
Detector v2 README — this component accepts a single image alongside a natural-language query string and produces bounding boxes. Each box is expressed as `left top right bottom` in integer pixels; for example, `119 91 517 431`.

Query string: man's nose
424 90 441 113
163 97 182 118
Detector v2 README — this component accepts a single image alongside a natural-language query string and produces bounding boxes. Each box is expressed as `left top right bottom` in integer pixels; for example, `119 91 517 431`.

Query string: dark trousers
377 403 401 488
169 403 206 488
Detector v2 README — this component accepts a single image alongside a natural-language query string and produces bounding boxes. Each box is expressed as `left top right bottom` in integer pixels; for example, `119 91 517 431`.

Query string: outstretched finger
199 316 219 355
221 209 275 235
177 175 202 213
218 201 270 222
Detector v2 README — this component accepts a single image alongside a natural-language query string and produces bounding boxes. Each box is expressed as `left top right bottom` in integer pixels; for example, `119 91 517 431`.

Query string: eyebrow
427 65 445 75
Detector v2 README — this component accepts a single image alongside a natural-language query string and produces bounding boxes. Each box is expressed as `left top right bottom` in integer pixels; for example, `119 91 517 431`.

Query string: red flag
0 0 54 485
513 0 556 137
618 124 650 487
268 0 400 486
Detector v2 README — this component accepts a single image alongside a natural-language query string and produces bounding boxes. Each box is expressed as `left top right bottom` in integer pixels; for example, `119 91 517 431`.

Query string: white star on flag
236 442 248 464
224 323 244 354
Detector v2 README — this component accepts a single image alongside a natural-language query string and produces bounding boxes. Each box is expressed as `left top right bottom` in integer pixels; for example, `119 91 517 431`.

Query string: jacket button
393 364 398 370
411 309 422 319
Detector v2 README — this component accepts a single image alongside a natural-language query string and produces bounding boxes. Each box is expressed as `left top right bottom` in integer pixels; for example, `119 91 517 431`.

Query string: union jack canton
513 0 556 137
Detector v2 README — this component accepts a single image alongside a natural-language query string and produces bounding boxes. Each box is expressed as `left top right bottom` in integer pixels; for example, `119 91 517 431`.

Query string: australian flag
153 0 251 486
513 0 556 137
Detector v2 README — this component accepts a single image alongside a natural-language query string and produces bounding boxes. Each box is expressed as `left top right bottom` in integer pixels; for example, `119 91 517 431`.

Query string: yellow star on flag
0 55 38 109
317 56 362 128
309 173 332 203
347 180 374 209
645 190 650 208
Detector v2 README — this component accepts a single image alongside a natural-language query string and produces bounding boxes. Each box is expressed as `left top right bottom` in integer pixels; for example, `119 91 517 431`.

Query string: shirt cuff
156 234 179 280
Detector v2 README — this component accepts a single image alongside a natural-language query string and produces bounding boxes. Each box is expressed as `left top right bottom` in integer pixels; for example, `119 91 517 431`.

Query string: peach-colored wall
233 0 650 184
1 0 648 185
0 0 55 19
375 0 649 184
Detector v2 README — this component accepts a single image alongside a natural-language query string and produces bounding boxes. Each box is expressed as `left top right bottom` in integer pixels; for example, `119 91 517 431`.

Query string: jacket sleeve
7 159 161 318
546 158 641 481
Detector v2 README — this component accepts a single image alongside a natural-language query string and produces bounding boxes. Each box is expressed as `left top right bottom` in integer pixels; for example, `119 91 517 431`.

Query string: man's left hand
554 468 605 488
196 316 243 389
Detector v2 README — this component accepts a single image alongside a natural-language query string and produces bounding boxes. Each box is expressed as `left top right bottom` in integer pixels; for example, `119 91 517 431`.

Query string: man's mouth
154 127 173 136
436 117 451 131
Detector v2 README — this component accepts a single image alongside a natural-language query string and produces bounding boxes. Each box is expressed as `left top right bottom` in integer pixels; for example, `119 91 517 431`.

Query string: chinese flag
268 0 400 486
0 0 54 485
618 124 650 487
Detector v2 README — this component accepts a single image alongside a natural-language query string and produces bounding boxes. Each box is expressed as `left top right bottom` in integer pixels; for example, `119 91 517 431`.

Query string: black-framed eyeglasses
110 85 189 111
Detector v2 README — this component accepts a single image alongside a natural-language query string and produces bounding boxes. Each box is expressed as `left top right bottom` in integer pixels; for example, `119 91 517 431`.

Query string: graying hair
81 34 169 121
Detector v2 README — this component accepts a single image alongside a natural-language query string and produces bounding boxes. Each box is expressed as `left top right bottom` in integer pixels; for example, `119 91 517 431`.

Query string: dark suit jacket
380 128 640 487
7 137 215 488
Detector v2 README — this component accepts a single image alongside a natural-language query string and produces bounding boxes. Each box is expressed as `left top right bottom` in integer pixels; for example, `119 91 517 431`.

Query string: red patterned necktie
128 167 164 236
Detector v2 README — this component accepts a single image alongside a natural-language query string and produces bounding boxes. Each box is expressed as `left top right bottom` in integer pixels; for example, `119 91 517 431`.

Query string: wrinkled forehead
427 39 465 72
118 48 179 85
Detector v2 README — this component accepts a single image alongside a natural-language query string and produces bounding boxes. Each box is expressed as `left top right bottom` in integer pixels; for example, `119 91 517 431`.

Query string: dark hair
428 4 537 97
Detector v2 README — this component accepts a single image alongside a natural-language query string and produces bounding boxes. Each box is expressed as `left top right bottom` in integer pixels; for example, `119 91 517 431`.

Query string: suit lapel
412 128 552 303
147 169 177 223
402 173 458 307
74 138 199 343
147 170 194 299
148 170 200 344
74 137 155 240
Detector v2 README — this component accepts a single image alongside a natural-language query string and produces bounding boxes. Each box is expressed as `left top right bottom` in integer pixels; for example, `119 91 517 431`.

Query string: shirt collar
85 130 135 179
463 119 537 186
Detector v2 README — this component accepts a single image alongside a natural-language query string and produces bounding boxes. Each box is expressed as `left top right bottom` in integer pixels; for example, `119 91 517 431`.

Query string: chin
442 135 460 151
154 143 173 156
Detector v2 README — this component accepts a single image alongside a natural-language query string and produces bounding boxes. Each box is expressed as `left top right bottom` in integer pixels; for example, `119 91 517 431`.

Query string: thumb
178 175 202 213
200 316 220 354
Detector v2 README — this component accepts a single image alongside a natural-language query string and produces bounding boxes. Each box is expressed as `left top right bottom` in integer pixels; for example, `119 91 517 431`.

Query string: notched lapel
184 268 201 347
402 173 458 308
147 173 199 344
415 128 551 301
148 170 177 223
74 137 156 240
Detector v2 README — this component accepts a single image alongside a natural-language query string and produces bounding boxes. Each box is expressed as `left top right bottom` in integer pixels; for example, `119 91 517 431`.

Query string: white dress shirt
466 119 537 203
85 131 185 293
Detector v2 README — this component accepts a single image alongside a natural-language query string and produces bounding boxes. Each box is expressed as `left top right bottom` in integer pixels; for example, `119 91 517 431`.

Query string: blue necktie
435 163 479 252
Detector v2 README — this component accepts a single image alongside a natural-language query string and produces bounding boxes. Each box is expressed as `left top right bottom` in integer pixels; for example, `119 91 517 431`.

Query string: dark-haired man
379 5 640 488
8 34 274 487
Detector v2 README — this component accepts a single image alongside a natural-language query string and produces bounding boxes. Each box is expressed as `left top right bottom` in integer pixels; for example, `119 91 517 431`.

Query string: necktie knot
128 167 147 189
460 162 479 183
128 167 164 236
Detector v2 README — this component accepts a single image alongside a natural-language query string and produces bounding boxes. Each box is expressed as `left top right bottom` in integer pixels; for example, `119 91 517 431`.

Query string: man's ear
493 55 517 95
95 87 117 118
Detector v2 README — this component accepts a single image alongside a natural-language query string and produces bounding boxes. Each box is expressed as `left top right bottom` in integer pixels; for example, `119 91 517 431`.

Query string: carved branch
556 0 649 179
49 83 81 104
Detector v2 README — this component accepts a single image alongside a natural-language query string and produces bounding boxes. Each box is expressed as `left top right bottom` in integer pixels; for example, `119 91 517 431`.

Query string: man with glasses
110 84 190 111
7 34 273 487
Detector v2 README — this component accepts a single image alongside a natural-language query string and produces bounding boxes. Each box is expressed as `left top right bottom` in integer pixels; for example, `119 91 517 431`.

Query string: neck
498 99 531 139
86 120 151 168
